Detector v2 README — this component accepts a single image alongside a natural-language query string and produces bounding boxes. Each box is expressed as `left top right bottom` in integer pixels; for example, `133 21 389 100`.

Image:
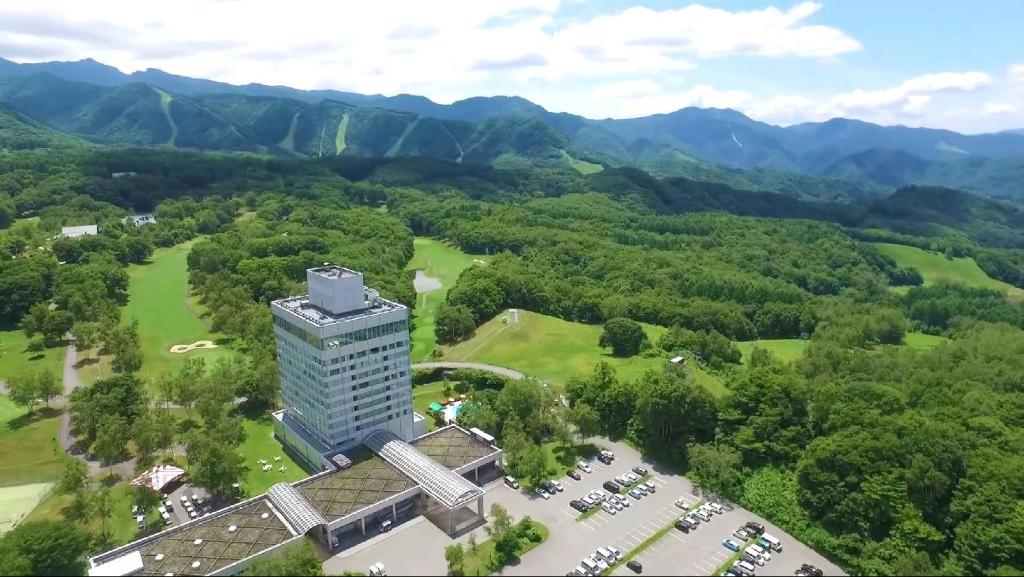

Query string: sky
1 0 1022 133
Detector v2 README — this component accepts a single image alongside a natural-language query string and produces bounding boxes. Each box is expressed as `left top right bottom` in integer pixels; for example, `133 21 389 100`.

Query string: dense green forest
1 143 1023 576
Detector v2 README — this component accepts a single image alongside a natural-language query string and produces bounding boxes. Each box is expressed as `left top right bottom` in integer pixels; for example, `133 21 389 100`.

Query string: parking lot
324 437 846 576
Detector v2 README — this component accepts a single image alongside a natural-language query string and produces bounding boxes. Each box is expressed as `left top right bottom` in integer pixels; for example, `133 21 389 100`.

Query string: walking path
58 344 139 477
411 361 524 380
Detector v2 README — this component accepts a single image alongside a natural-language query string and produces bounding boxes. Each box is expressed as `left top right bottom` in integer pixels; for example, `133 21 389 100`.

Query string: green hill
0 104 80 149
874 243 1024 298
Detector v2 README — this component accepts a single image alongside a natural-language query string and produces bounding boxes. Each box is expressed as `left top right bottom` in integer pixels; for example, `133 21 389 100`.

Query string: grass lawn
689 364 728 398
0 328 66 382
406 238 489 361
874 243 1024 299
119 239 231 382
25 478 153 546
903 331 948 350
462 520 549 576
734 339 808 365
0 396 63 488
441 310 668 388
238 413 309 495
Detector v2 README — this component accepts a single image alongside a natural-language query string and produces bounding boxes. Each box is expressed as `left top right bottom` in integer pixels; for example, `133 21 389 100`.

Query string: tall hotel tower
271 266 415 455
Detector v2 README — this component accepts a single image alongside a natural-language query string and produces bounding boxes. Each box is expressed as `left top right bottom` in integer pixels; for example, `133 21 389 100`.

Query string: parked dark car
543 481 558 493
570 500 589 512
632 466 648 476
674 519 691 533
603 480 621 493
568 469 582 480
745 521 765 534
597 454 613 465
626 560 643 573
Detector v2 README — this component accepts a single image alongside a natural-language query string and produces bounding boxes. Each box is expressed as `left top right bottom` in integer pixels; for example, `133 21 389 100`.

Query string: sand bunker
169 340 218 354
413 269 443 294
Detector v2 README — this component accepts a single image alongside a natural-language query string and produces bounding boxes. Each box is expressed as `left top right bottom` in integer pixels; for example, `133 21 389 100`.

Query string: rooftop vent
261 512 270 519
228 525 237 533
192 561 201 569
193 539 203 546
155 554 165 561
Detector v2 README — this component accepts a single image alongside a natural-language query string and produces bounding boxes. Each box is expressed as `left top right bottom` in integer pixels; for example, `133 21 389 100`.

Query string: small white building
124 214 156 226
111 171 137 178
61 225 98 238
670 356 685 365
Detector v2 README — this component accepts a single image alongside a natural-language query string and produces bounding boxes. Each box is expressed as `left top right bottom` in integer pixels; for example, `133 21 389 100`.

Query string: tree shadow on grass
551 443 600 468
6 406 62 430
100 472 123 487
73 357 99 370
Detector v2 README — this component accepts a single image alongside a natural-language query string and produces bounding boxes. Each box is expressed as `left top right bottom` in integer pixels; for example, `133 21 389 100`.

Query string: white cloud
828 71 990 116
1011 63 1024 93
0 0 858 98
982 102 1017 115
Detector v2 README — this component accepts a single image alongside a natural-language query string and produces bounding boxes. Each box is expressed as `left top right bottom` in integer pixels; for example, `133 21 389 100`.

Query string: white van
581 556 600 575
761 533 783 552
748 543 771 561
733 559 756 574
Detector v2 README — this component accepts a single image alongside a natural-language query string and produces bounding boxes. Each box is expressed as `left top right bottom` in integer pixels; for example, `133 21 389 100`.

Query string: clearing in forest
118 240 229 379
406 238 488 361
875 243 1024 298
442 310 679 389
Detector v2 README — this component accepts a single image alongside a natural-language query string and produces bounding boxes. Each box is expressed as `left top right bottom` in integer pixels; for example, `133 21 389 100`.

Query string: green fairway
238 414 309 495
0 328 65 383
0 396 62 488
441 310 668 388
875 243 1024 298
406 238 489 361
735 339 808 365
120 240 230 381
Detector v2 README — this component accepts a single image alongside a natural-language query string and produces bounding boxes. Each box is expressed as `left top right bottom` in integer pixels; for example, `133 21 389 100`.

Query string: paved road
411 362 524 380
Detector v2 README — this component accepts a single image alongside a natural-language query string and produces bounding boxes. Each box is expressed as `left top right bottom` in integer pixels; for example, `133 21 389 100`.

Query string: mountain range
2 57 1024 202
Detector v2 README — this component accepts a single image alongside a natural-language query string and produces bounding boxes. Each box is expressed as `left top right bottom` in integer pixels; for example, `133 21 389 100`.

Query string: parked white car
601 502 617 515
578 461 592 473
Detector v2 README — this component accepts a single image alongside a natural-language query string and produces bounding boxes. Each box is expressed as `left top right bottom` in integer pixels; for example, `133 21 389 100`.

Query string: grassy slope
335 111 349 154
155 88 177 146
441 310 670 388
0 397 62 488
560 150 603 174
119 239 229 381
735 339 808 365
25 480 151 545
406 238 488 361
0 328 66 382
279 111 299 152
875 243 1024 298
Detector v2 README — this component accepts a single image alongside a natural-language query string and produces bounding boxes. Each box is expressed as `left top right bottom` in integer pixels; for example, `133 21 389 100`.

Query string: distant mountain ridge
2 56 1024 201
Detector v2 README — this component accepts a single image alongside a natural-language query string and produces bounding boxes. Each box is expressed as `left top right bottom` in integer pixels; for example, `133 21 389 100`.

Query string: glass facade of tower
271 267 414 451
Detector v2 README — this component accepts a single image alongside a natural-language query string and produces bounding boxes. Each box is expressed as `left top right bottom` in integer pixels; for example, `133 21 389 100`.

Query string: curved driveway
411 361 524 380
